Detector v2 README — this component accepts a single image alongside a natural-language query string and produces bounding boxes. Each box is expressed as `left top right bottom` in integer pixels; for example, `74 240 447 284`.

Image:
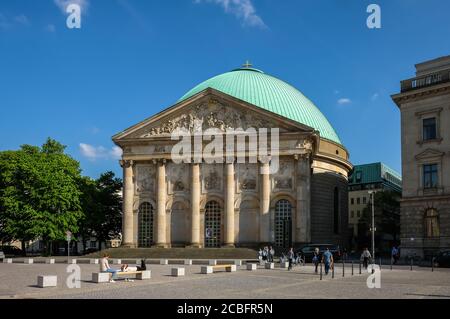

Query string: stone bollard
137 270 151 280
92 272 110 283
160 259 169 265
226 265 237 272
37 275 57 288
68 259 77 264
247 263 257 271
201 266 213 274
46 259 55 264
24 258 34 264
171 268 185 277
208 260 217 266
265 262 274 270
184 259 193 265
280 261 289 269
89 259 99 264
234 260 242 266
4 258 13 264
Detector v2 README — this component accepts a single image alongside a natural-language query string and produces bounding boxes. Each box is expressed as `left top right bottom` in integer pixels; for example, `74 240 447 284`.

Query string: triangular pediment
415 148 445 160
113 88 316 141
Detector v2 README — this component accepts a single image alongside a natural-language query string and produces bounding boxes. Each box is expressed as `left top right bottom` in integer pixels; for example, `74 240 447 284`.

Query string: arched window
138 202 154 247
333 187 339 234
425 209 439 238
275 200 292 247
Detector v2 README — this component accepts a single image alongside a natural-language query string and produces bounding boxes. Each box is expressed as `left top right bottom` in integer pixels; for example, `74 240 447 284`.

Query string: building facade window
423 164 438 189
424 209 439 238
351 198 354 205
357 211 361 218
333 187 339 234
351 211 354 218
423 118 437 141
357 198 360 205
363 197 367 204
90 241 97 249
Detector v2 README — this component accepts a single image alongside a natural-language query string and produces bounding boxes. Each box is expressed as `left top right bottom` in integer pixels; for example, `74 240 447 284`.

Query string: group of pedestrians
258 246 275 263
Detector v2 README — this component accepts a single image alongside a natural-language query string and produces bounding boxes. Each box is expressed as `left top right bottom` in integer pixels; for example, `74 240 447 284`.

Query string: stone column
155 159 168 248
120 160 135 248
190 163 201 247
224 161 235 247
296 154 311 243
259 158 271 243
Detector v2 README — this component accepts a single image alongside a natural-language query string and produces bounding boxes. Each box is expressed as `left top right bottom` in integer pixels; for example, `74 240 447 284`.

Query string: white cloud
14 14 30 26
195 0 266 28
45 24 56 32
337 98 352 105
54 0 89 15
79 143 122 161
371 93 379 101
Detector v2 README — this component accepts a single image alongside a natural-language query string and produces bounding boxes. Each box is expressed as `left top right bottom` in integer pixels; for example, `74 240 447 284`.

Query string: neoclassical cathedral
113 65 352 248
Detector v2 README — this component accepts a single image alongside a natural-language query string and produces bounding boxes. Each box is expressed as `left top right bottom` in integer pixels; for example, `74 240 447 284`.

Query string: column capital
258 155 271 164
152 158 167 165
119 160 134 168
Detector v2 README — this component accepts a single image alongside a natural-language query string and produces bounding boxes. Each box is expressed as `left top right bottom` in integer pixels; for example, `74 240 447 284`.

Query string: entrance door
204 201 221 247
138 202 154 247
275 200 292 248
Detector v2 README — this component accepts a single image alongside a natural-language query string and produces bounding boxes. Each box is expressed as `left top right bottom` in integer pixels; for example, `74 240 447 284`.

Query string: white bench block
24 258 34 264
112 259 121 265
208 260 217 266
234 260 242 266
247 263 257 271
89 259 99 264
226 265 237 272
160 259 168 265
68 259 77 264
92 272 110 283
280 262 289 268
45 259 55 264
37 275 57 288
137 270 151 280
3 258 13 264
265 262 274 269
171 267 185 277
184 259 192 265
201 266 213 274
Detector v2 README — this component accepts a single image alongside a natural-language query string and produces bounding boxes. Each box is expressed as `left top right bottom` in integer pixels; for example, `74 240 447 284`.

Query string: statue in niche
174 181 185 192
204 168 220 191
275 178 292 189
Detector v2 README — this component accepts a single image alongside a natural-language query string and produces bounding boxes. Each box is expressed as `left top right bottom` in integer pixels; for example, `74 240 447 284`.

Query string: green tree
357 190 400 254
77 172 122 253
0 139 83 255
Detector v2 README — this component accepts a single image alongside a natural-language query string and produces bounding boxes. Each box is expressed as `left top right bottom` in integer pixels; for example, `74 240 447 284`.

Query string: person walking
391 246 399 265
258 248 263 264
312 247 320 274
269 246 275 263
287 248 295 270
361 247 372 269
321 248 333 275
262 247 268 262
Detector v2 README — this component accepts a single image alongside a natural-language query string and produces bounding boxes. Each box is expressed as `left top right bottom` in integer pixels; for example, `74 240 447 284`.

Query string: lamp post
368 191 376 268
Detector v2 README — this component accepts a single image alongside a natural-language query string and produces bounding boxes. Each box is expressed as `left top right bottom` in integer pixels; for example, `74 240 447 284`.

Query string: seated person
121 259 147 272
100 254 118 283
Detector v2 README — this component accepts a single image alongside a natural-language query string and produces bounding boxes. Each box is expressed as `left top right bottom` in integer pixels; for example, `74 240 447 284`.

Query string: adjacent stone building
113 65 352 249
392 56 450 258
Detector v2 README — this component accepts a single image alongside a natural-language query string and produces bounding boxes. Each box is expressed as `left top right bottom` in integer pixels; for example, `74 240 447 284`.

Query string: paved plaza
1 261 450 299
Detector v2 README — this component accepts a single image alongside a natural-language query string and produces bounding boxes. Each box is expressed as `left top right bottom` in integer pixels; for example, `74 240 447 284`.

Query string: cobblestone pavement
1 262 449 299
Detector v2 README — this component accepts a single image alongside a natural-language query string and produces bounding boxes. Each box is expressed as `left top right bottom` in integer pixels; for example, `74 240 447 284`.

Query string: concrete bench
3 258 13 264
247 263 257 271
184 259 192 265
265 262 274 269
171 267 185 277
92 270 151 283
89 259 99 264
37 275 57 288
68 259 77 264
208 260 217 266
201 264 236 274
23 258 34 264
160 259 169 265
280 262 289 268
234 260 242 266
45 259 55 264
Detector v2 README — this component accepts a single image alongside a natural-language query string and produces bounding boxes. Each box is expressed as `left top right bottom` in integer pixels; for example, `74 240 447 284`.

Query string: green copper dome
178 67 342 145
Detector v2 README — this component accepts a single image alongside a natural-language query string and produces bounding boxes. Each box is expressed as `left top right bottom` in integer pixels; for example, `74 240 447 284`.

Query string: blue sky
1 0 449 179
